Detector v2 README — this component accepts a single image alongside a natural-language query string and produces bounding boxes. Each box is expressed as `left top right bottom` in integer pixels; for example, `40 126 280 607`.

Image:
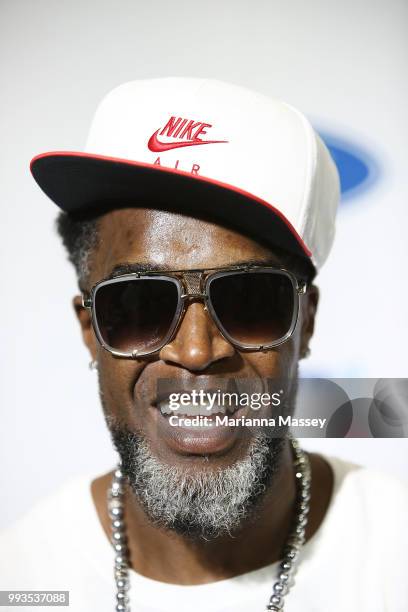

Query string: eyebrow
107 257 282 278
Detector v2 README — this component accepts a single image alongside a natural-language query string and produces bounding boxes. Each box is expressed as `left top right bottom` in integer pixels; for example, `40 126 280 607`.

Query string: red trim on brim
30 150 312 260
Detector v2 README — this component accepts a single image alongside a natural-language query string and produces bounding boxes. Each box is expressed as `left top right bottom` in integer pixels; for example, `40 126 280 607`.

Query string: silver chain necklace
107 436 311 611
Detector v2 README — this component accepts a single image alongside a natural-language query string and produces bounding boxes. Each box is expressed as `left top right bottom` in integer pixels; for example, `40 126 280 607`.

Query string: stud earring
301 347 311 359
89 359 98 370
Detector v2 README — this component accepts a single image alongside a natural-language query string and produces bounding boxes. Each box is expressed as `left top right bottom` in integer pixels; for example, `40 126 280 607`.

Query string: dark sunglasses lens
94 278 179 353
208 272 296 346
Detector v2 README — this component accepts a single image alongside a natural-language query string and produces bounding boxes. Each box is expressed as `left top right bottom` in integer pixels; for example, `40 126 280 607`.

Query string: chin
109 422 286 540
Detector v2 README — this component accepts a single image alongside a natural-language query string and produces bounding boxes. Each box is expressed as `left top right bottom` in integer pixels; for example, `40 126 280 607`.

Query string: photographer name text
168 415 327 429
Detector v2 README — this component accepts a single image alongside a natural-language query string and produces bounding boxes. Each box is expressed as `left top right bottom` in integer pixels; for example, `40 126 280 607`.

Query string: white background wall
0 0 407 529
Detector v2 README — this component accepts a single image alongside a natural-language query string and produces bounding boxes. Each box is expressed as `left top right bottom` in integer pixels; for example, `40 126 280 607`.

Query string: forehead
93 207 279 279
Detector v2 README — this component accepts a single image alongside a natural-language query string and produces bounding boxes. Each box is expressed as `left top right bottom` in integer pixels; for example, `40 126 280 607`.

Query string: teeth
158 401 238 417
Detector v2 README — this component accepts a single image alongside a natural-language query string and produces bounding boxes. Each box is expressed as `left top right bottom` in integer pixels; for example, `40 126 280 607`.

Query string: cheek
244 337 299 379
96 348 146 420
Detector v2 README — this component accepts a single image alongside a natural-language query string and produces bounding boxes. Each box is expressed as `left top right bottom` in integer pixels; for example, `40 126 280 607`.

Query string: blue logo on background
318 131 379 202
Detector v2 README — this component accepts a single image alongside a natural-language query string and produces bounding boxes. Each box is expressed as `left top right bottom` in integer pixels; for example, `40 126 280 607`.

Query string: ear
299 284 319 358
73 295 97 360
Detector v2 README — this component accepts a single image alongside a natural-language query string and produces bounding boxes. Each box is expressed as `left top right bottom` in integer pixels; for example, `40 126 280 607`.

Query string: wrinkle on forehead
94 207 277 281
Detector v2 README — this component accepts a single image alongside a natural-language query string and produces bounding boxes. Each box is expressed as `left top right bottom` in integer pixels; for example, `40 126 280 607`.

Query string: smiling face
74 206 318 537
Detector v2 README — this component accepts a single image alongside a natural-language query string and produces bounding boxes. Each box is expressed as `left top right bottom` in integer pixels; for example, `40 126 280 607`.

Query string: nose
159 301 235 371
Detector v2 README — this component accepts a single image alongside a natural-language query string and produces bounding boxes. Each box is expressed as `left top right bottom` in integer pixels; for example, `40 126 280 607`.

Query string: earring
302 347 311 359
89 359 98 370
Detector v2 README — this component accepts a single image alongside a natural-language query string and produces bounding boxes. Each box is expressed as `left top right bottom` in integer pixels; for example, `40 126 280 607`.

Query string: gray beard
101 375 296 541
107 424 286 540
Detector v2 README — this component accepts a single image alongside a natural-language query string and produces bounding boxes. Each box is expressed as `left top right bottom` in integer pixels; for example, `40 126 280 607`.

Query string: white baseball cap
30 77 340 271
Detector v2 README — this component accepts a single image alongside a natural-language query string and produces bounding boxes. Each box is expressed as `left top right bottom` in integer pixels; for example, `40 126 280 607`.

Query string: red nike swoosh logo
148 129 228 152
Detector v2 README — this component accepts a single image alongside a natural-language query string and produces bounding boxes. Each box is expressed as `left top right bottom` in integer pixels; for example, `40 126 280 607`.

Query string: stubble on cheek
96 358 148 431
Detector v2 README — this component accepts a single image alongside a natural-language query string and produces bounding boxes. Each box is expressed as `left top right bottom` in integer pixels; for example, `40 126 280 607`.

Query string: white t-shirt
1 455 407 612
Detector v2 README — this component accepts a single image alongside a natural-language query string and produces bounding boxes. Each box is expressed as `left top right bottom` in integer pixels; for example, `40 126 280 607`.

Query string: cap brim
30 151 312 264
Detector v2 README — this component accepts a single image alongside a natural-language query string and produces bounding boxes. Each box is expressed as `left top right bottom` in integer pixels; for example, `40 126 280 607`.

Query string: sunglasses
81 265 308 358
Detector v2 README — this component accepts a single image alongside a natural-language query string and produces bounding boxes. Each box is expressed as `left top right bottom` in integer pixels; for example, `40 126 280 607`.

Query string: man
1 78 407 611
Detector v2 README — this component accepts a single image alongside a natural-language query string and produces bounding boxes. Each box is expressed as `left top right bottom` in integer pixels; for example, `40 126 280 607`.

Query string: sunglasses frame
82 265 308 359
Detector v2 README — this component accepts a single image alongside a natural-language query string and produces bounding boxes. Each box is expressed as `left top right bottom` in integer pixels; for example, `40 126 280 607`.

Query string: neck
91 442 333 585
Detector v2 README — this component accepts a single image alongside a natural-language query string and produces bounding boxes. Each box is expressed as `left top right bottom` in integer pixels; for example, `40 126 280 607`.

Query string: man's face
75 207 318 537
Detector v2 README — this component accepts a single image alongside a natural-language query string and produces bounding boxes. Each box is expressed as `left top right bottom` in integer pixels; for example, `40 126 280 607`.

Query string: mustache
132 360 269 408
152 378 269 408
